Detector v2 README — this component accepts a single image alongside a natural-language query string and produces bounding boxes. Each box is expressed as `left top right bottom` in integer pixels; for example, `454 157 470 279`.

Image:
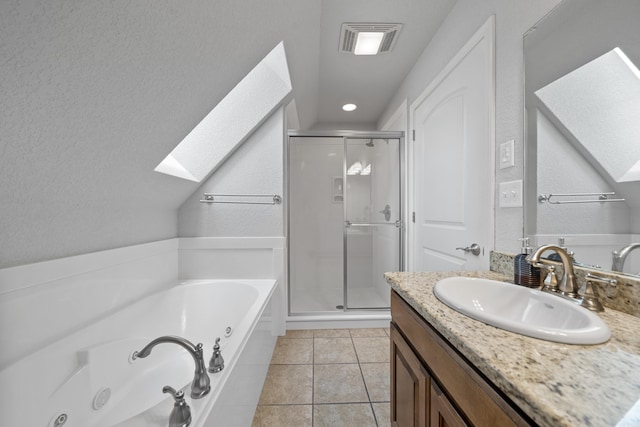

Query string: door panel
412 20 494 272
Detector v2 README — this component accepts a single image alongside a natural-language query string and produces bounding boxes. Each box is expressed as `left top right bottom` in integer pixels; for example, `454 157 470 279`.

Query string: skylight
155 42 293 182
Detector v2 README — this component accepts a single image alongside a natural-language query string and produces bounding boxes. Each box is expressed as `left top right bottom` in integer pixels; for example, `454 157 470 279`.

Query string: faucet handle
209 338 225 373
585 273 617 287
578 274 616 312
163 386 192 427
539 264 559 293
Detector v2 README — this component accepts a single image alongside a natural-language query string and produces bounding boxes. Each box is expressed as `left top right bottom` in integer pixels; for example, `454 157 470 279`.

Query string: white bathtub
0 279 278 427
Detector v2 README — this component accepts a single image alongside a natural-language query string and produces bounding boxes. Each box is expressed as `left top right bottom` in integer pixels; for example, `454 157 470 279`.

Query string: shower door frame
287 130 405 315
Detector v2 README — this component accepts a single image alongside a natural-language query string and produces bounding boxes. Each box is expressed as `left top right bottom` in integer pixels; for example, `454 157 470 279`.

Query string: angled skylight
535 47 640 182
155 42 292 182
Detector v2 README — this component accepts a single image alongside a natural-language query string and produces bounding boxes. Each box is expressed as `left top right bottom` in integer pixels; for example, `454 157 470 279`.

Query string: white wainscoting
179 237 286 336
533 234 640 273
0 239 179 369
0 237 287 369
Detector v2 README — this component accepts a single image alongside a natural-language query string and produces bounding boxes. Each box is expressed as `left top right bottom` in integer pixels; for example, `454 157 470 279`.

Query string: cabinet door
391 324 429 427
430 381 468 427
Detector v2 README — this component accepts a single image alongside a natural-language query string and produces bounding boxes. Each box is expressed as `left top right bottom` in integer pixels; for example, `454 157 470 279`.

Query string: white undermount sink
433 277 611 345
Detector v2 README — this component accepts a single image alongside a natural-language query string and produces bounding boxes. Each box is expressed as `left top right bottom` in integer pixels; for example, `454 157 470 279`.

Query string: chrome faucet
208 338 224 373
133 336 211 399
526 244 579 298
612 243 640 272
163 385 192 427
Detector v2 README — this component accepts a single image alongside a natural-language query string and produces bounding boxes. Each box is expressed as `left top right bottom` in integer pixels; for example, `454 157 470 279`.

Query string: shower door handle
379 204 391 222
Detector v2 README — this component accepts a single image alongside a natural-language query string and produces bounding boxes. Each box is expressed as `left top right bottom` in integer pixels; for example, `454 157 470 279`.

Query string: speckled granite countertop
385 271 640 427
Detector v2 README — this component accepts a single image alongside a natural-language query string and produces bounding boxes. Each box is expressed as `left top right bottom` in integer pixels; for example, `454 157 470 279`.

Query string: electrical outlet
499 139 515 169
499 180 522 207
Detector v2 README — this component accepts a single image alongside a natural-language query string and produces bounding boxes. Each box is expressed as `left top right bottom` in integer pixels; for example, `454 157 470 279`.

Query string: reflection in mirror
524 0 640 278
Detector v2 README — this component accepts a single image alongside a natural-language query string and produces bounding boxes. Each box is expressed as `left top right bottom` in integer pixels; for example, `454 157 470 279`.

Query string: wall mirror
524 0 640 278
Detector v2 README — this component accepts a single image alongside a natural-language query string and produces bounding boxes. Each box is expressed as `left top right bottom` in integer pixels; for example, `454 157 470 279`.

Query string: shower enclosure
288 131 404 316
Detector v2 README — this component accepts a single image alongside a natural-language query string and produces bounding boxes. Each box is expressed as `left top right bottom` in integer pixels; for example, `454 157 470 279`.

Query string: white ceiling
312 0 456 127
207 0 458 129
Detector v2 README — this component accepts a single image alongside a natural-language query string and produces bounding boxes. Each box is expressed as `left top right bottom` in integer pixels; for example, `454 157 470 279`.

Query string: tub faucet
133 336 211 399
612 243 640 272
208 338 224 373
163 385 192 427
526 244 579 298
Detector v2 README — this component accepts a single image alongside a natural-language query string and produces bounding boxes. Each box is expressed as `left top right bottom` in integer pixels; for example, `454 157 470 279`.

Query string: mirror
524 0 640 278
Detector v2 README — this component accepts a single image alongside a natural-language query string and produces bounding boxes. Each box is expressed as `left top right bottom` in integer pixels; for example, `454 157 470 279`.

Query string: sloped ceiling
0 0 454 267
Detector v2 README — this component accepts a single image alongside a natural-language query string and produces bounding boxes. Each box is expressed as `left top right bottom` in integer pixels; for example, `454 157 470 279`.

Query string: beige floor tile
314 364 369 404
314 403 377 427
283 329 314 338
350 328 388 337
271 337 313 364
313 328 351 338
314 337 358 363
353 337 390 363
252 405 312 427
259 364 313 405
372 402 391 426
361 363 390 402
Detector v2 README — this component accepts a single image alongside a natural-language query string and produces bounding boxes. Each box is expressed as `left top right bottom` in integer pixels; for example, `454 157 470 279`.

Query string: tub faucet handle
162 385 192 427
209 338 225 373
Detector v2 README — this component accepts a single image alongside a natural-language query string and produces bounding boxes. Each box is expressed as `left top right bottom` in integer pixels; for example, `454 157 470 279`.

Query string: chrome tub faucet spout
133 335 211 399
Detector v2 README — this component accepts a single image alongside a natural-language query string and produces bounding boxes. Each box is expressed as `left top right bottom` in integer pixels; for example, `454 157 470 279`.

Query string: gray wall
0 0 317 269
378 0 563 254
177 109 285 237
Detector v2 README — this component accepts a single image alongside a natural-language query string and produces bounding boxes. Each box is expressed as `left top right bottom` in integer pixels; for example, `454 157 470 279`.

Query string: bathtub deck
252 328 390 427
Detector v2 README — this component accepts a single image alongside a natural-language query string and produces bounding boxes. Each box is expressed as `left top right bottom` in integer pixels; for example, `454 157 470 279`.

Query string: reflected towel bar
538 192 625 205
199 194 282 205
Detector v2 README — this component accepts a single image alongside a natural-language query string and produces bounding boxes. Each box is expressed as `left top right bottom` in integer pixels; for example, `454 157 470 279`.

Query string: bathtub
0 279 278 427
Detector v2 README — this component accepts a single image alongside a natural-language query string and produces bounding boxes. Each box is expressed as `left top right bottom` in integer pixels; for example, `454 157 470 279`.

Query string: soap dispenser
514 238 540 287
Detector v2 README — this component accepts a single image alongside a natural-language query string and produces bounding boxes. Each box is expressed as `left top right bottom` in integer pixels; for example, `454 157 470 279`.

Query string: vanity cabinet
390 290 535 427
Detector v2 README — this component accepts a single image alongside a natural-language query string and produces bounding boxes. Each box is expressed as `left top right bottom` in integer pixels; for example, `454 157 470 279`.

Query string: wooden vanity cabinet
390 290 535 427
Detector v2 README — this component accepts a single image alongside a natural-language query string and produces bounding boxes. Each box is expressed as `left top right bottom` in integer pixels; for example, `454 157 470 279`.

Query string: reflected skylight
535 47 640 183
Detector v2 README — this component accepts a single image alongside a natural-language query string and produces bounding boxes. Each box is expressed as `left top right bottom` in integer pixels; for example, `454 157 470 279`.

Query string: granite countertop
385 271 640 427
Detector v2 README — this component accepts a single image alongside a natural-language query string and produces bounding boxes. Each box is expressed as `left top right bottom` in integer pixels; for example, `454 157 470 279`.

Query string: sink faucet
612 243 640 272
526 244 579 298
133 336 211 399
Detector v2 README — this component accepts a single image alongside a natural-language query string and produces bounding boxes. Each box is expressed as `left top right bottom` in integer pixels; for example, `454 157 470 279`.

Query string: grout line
311 331 315 427
351 331 380 426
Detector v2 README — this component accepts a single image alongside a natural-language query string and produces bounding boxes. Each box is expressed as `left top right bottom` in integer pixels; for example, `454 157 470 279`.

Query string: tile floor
252 328 391 427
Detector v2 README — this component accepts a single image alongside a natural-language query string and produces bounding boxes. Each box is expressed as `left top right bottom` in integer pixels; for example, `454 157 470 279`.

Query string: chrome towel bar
538 192 625 205
199 193 282 205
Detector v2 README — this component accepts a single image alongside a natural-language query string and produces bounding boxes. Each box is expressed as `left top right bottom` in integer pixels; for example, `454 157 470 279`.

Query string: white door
411 18 494 271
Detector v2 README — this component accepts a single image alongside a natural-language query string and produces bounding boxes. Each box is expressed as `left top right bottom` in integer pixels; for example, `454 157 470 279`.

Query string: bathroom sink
433 277 611 344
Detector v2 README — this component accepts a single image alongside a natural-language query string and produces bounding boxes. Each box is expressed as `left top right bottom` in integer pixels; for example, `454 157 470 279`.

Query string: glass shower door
344 137 402 310
289 136 345 313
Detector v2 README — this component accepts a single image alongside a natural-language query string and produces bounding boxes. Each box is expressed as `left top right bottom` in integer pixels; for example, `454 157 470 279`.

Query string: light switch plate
499 139 515 169
499 180 522 207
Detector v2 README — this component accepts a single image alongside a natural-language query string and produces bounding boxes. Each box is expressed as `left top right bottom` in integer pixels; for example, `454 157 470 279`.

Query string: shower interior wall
288 136 401 314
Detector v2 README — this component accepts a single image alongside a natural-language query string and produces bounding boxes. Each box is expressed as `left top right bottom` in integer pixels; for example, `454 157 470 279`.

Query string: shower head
365 139 374 147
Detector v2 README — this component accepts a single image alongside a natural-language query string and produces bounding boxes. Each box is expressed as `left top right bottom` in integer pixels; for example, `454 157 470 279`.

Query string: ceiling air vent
339 23 403 55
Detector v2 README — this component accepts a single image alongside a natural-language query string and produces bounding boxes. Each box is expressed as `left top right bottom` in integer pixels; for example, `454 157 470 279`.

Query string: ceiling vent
339 23 403 55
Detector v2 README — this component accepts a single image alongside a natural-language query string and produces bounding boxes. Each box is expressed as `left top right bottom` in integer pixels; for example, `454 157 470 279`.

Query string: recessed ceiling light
342 103 357 112
354 32 385 55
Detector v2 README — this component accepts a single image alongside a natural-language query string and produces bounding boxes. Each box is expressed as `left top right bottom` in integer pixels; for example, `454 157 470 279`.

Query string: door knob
456 243 481 256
